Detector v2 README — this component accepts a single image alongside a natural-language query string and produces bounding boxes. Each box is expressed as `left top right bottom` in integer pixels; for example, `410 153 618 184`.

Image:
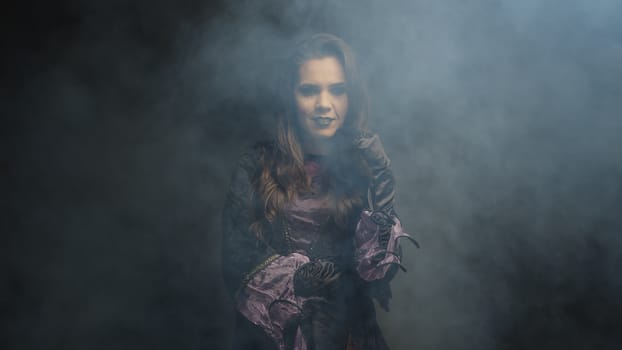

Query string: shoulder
236 140 276 174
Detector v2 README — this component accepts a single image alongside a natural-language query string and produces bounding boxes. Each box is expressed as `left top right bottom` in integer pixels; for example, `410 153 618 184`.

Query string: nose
315 91 332 113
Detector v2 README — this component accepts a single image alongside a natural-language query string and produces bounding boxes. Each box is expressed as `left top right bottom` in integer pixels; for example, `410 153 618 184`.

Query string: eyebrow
298 82 346 87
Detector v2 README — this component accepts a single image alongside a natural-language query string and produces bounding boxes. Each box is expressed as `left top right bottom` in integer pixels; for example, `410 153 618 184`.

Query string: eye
330 84 346 96
298 85 319 97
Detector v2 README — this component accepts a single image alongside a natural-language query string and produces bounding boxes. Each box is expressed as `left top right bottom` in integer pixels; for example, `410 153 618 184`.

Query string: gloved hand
352 131 391 172
293 259 341 298
352 131 397 227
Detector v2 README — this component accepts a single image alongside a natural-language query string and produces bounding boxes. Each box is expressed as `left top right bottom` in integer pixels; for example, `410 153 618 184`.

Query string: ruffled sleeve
353 210 419 282
236 253 310 350
222 147 310 349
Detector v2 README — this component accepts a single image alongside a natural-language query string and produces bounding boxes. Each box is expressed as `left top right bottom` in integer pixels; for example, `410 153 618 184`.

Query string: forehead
298 56 346 84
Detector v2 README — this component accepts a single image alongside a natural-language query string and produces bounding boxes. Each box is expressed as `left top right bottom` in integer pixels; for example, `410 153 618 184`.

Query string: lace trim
237 254 281 296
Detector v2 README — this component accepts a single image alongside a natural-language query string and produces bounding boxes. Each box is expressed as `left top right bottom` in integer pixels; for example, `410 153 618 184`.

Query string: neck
301 136 333 156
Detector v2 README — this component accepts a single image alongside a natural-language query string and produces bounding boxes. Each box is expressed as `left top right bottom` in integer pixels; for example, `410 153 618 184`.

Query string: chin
311 129 338 139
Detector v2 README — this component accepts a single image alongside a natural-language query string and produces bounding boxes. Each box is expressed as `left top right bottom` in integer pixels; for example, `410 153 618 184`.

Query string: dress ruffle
354 210 419 281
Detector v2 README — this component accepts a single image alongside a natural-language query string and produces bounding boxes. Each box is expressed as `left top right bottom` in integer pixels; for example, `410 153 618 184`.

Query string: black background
4 1 622 349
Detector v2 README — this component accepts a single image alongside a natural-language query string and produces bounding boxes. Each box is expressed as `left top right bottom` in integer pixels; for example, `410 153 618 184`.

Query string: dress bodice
283 155 335 256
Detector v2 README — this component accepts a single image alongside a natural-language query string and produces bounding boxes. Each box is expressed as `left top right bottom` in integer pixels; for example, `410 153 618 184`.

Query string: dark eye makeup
297 83 347 97
329 84 346 96
298 84 319 96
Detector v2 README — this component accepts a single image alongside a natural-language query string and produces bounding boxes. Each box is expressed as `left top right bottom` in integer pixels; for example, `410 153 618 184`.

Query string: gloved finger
322 271 341 284
317 261 336 279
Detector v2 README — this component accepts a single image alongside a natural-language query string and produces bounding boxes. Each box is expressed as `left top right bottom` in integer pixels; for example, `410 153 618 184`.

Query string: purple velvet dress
223 146 415 350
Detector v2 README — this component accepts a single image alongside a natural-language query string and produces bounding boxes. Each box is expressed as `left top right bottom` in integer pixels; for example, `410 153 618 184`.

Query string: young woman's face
295 56 349 141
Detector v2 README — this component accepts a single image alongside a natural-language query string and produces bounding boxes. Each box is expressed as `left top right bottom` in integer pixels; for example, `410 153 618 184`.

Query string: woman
222 33 416 350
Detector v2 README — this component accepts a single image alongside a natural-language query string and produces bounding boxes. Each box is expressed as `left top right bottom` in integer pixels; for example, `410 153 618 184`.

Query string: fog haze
4 1 622 349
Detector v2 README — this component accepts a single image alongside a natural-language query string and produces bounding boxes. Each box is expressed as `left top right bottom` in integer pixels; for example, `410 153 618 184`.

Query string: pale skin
295 56 349 155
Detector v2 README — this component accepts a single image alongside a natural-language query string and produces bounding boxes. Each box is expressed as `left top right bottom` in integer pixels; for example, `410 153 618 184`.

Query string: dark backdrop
4 1 622 349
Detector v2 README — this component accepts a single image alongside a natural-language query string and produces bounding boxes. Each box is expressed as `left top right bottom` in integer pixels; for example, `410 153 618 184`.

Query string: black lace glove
293 259 341 298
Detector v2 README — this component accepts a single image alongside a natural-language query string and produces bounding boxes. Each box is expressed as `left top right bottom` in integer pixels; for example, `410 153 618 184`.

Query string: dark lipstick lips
311 116 335 121
312 116 334 127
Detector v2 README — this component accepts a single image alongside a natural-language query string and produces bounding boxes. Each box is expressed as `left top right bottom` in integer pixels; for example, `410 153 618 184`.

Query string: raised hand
352 131 396 216
352 131 391 171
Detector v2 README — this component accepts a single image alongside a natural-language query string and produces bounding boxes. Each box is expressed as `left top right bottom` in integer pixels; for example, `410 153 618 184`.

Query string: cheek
338 97 349 117
295 96 313 115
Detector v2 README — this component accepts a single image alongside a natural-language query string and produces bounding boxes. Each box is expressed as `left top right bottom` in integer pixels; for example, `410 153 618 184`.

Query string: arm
222 150 307 348
351 132 419 281
222 148 341 349
221 151 279 296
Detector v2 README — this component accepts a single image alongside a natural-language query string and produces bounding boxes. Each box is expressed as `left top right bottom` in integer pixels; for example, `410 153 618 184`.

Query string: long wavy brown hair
251 33 371 238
